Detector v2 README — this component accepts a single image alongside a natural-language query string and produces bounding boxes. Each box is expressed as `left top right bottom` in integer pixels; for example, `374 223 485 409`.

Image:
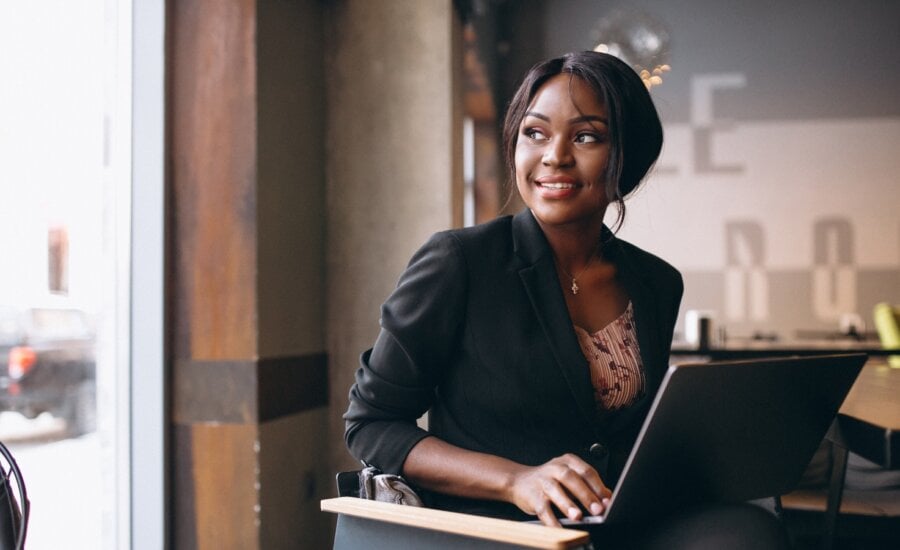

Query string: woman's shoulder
406 215 516 275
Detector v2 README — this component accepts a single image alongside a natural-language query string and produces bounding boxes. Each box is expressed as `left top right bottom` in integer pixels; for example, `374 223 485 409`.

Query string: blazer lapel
594 235 666 437
609 238 664 393
513 211 599 433
512 210 669 441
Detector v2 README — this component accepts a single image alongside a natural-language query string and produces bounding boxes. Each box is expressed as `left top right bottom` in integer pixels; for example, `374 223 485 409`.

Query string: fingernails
567 507 580 520
590 502 602 516
602 498 611 506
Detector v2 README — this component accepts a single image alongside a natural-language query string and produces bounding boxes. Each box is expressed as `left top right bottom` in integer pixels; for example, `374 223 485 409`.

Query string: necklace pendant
571 279 579 295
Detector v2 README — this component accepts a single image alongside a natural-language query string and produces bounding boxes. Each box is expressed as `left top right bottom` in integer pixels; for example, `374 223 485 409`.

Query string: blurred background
0 0 897 548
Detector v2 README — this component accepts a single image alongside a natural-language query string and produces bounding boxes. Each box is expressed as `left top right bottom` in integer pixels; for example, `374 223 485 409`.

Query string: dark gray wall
542 0 900 122
491 0 900 340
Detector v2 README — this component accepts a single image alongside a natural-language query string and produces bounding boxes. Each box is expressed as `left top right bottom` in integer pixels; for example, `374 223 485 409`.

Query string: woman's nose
542 139 574 167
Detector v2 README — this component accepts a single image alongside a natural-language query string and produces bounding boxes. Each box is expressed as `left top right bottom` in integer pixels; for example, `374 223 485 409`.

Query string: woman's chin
529 205 606 230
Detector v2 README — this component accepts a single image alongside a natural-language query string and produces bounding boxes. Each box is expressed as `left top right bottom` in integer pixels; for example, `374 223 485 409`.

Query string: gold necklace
556 247 600 295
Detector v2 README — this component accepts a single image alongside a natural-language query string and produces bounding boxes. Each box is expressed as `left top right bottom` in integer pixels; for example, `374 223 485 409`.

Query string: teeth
541 183 574 189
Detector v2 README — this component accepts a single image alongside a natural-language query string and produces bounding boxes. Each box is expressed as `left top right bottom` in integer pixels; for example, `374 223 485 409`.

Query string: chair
325 471 591 549
322 497 592 550
0 441 28 550
873 302 900 368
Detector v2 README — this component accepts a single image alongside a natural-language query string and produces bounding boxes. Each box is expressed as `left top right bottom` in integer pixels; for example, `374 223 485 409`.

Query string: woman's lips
535 175 579 197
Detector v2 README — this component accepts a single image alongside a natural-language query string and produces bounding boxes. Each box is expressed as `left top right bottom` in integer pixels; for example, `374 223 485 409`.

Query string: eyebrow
523 111 608 125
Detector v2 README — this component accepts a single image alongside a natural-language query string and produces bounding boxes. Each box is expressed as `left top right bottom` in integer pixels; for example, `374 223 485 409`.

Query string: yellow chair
873 303 900 368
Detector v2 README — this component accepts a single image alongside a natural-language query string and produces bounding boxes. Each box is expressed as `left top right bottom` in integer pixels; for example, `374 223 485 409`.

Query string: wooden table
822 360 900 549
835 360 900 468
670 339 894 360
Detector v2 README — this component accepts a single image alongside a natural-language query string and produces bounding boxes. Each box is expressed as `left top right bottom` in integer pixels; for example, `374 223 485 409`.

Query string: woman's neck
536 213 607 272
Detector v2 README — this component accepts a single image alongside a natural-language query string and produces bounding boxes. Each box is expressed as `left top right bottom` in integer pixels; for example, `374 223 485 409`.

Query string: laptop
557 353 866 525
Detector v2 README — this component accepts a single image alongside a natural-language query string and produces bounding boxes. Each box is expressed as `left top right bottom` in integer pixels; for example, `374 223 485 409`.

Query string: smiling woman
343 51 787 549
514 74 612 232
502 53 663 235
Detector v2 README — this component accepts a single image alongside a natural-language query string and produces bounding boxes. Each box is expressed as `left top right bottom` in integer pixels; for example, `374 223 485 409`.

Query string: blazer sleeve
344 231 468 475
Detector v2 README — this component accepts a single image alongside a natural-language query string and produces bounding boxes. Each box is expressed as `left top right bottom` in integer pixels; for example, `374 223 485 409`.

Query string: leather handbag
337 466 424 507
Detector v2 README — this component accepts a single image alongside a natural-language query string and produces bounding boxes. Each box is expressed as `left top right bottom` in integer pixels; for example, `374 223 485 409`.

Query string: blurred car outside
0 306 96 436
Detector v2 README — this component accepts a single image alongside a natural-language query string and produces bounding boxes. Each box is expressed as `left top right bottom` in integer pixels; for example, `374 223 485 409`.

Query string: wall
531 0 900 339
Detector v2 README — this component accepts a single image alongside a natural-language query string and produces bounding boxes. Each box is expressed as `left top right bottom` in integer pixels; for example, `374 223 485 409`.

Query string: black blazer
344 209 683 519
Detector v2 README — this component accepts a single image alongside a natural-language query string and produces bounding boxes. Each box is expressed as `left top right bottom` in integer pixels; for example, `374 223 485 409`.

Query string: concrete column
325 0 464 474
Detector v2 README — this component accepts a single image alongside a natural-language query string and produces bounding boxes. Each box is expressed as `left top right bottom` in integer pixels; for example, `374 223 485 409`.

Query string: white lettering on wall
812 218 856 321
691 73 747 174
725 221 768 321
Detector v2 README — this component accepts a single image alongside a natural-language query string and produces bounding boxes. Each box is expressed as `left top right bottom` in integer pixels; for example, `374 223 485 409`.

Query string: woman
344 51 787 548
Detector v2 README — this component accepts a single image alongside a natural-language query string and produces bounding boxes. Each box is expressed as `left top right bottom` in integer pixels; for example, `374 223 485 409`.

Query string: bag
357 466 424 507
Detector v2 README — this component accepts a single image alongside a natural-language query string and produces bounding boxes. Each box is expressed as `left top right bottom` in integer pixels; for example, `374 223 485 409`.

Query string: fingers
510 454 612 526
534 499 561 527
554 454 610 516
533 456 610 525
541 475 583 522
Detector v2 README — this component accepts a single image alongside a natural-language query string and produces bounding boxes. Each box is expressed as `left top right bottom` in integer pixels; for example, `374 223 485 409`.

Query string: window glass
0 2 130 548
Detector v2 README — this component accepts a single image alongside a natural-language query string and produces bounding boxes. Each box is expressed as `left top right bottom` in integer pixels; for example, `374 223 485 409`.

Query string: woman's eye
575 132 602 144
524 128 548 141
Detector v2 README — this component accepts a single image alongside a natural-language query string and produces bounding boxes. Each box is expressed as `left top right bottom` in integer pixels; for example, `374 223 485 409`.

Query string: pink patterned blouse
573 302 645 411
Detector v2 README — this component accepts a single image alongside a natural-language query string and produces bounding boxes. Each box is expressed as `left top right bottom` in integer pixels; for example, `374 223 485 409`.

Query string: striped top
573 302 645 411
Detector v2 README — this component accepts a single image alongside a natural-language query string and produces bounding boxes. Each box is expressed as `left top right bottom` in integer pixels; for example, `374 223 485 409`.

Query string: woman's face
515 74 611 230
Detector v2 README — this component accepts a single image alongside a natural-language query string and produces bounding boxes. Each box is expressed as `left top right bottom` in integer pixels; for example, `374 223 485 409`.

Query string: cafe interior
35 0 894 549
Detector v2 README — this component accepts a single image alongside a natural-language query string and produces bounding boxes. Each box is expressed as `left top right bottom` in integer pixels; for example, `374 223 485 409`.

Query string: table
835 360 900 469
670 339 894 360
823 360 900 550
321 497 591 550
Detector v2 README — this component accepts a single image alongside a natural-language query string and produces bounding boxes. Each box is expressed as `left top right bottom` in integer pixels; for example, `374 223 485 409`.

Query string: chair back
0 441 28 550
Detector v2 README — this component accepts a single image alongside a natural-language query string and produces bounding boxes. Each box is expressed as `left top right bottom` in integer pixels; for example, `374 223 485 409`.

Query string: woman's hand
403 439 611 527
508 453 612 527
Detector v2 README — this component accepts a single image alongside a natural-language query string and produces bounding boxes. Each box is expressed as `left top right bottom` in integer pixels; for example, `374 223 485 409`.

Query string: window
0 1 165 548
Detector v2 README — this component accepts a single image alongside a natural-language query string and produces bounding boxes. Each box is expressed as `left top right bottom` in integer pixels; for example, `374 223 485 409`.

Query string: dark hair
501 51 663 230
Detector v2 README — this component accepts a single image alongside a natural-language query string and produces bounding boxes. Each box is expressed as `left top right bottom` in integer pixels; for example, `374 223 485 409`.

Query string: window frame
131 0 166 548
